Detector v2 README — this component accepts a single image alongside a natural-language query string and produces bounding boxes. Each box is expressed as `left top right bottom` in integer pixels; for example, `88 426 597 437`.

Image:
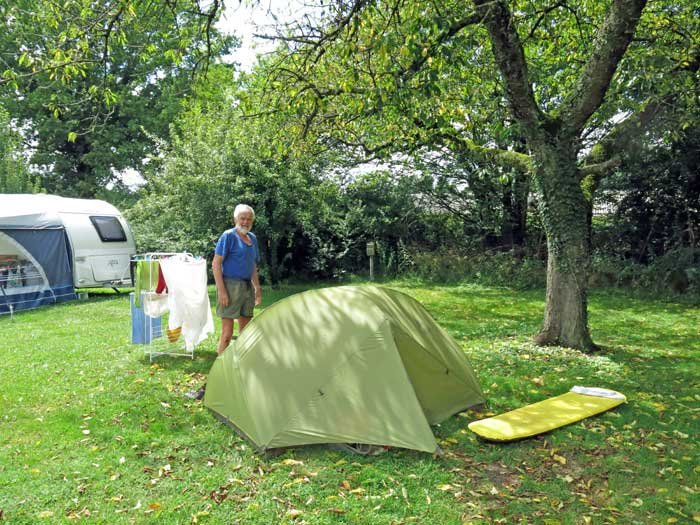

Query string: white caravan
0 194 136 291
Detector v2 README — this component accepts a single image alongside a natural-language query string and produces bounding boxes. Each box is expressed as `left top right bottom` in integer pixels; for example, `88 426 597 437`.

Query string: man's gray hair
233 204 255 221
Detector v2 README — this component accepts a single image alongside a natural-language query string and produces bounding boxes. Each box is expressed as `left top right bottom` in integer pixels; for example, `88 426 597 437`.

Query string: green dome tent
203 285 484 453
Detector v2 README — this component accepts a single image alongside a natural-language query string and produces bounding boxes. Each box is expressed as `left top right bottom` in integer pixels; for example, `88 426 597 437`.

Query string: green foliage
408 249 547 289
333 170 427 273
0 104 41 193
590 248 699 295
594 126 700 264
0 284 697 523
127 103 265 256
243 0 700 348
0 0 235 196
126 81 331 283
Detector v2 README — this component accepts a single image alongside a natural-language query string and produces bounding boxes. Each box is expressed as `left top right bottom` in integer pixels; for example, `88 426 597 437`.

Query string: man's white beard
237 226 250 235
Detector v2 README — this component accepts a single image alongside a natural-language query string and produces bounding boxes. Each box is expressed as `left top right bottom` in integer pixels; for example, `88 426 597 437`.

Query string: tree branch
472 0 547 138
439 132 533 174
578 157 620 179
560 0 648 134
584 94 671 166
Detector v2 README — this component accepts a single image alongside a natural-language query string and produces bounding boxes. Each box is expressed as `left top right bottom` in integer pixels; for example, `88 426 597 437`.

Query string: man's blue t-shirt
215 228 260 280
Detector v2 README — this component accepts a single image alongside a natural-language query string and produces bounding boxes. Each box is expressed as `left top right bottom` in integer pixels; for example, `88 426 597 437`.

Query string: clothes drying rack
131 252 194 362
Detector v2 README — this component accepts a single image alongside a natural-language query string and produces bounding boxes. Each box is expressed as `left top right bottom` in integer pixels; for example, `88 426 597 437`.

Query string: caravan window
90 216 127 242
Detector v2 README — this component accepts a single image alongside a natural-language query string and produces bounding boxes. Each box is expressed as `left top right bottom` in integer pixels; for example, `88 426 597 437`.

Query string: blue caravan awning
0 227 76 314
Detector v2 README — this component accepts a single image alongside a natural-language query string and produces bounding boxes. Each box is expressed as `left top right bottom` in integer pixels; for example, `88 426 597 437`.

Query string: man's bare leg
217 317 234 355
238 315 252 334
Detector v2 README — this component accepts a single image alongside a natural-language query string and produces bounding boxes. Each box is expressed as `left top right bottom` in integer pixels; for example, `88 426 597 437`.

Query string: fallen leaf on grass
144 502 162 514
67 507 91 519
552 454 566 465
191 510 210 523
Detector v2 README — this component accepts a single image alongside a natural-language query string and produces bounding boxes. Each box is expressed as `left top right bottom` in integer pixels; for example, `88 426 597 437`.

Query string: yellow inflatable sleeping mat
468 386 626 442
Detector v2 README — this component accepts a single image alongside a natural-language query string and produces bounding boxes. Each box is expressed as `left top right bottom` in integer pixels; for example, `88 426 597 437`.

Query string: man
212 204 262 354
185 204 261 400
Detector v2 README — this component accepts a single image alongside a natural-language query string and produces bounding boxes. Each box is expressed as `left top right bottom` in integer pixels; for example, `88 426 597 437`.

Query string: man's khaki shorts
217 278 254 319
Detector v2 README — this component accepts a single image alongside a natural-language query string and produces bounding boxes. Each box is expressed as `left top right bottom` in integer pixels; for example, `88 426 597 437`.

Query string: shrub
406 247 546 289
589 248 699 294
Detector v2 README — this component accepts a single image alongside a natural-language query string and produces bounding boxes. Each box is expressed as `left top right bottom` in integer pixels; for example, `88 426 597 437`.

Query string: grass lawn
1 282 698 524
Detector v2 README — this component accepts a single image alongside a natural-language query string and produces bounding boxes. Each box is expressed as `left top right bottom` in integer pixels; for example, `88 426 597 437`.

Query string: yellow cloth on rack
134 260 161 307
167 326 182 343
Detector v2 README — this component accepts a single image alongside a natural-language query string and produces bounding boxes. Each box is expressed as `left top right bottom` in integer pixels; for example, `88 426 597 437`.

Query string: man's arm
212 254 228 306
251 266 261 305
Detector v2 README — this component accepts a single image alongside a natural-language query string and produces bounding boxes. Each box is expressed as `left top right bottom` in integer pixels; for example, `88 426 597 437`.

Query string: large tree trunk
532 144 597 351
473 0 647 351
536 238 596 350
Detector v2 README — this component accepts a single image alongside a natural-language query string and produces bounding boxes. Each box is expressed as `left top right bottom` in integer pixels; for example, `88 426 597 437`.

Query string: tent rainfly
204 285 484 453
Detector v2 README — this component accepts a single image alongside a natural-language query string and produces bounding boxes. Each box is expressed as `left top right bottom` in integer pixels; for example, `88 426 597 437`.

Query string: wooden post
366 241 376 281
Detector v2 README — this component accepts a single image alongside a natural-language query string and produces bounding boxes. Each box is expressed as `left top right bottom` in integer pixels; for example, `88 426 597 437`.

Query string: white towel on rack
143 293 169 318
159 255 214 351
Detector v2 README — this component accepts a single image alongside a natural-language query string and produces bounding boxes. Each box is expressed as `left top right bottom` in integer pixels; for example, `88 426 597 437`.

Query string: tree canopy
0 0 234 196
240 0 699 349
0 103 40 193
1 0 696 349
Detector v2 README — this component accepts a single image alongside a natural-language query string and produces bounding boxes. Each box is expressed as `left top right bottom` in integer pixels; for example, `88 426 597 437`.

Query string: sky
216 0 308 71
